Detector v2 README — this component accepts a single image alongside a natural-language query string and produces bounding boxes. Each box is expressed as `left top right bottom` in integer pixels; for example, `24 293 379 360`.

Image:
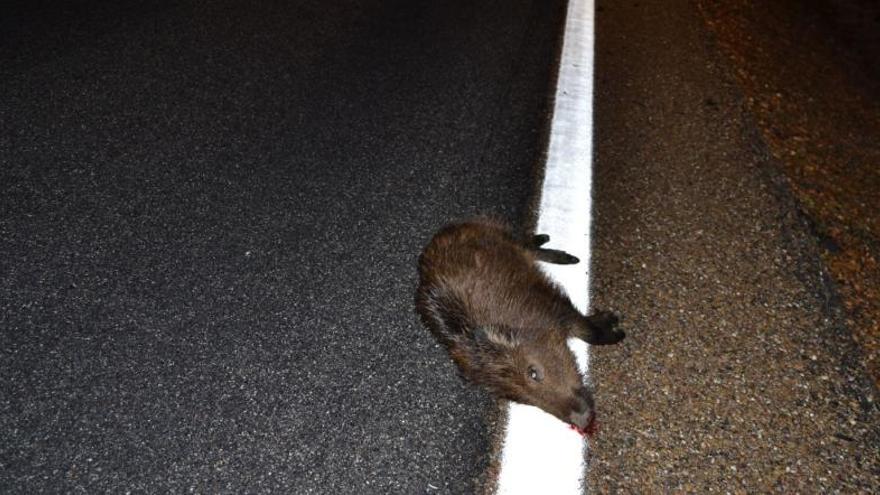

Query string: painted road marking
495 0 595 492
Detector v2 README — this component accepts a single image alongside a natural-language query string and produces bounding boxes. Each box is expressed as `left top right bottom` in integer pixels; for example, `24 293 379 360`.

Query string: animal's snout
568 409 593 431
568 387 595 430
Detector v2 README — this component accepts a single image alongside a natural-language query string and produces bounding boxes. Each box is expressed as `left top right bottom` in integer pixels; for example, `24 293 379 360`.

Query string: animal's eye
527 365 543 383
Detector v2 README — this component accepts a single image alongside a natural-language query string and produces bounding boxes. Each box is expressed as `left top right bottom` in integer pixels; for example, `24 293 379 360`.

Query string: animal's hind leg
534 248 580 265
520 233 580 264
530 234 550 248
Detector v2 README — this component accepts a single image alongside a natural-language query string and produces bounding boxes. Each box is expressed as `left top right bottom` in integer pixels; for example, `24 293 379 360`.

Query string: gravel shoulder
698 0 880 391
587 0 880 491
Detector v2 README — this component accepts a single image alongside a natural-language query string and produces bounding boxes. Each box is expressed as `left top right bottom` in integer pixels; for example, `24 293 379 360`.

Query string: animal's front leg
575 310 625 345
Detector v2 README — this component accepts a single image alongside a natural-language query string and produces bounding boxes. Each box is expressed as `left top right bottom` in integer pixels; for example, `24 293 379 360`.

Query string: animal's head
465 325 595 431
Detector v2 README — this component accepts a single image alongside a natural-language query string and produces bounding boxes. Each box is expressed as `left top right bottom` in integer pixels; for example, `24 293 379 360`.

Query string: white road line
495 0 595 492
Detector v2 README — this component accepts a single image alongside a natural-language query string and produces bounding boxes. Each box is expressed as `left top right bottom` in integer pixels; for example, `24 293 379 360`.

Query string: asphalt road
4 0 879 493
1 0 565 492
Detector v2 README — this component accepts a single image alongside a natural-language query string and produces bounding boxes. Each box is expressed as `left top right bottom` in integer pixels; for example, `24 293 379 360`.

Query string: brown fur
415 217 624 429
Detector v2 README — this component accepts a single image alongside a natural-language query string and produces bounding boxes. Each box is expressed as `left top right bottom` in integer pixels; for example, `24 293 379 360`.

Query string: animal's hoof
587 310 620 330
531 234 550 247
607 329 625 344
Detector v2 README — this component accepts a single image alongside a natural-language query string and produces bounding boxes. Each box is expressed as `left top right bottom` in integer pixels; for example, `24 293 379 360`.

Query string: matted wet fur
415 217 624 430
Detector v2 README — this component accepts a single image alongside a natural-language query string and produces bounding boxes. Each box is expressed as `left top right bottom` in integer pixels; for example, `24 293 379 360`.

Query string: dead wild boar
415 217 624 432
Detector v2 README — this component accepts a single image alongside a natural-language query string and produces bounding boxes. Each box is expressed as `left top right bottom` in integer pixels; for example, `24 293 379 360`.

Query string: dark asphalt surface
1 0 566 492
6 0 880 493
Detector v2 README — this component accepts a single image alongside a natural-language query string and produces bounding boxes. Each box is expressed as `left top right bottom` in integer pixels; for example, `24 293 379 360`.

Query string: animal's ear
474 326 520 349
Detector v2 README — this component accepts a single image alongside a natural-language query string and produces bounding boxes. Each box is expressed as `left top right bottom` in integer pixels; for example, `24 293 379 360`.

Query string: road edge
493 0 596 492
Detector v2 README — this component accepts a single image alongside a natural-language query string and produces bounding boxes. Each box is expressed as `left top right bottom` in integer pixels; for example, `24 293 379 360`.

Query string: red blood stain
569 415 599 438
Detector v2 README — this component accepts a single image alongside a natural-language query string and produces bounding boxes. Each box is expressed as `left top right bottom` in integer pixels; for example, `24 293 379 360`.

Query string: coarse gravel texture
699 0 880 391
587 0 880 492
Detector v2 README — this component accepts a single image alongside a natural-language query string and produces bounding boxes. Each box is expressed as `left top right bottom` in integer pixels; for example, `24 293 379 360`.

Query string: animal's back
417 219 568 332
